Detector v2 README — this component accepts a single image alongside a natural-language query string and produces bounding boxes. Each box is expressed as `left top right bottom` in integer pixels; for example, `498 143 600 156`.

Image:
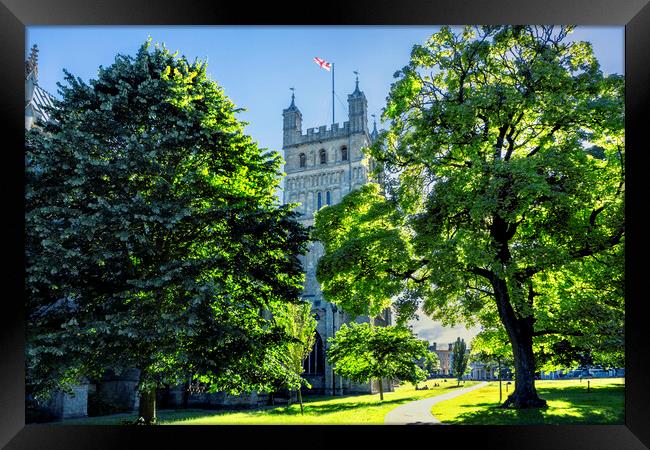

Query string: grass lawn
58 378 477 425
430 377 625 425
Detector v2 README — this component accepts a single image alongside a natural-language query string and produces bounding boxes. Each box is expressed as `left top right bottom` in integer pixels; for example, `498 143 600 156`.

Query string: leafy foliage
25 40 309 408
273 301 317 413
313 183 415 320
314 26 624 408
419 350 441 377
327 323 430 399
451 337 470 384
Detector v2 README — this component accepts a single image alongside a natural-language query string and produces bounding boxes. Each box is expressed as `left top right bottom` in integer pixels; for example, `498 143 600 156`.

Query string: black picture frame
1 1 648 448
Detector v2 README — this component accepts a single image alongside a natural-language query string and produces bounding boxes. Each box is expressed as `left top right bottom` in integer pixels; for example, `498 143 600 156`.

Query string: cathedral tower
281 78 392 396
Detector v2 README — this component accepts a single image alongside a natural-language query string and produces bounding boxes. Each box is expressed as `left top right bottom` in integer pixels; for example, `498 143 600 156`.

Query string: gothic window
299 153 306 168
326 191 331 206
303 332 325 375
320 149 327 164
317 192 322 210
341 146 348 161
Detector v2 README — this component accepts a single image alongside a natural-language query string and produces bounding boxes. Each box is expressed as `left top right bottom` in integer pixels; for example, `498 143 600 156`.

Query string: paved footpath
384 381 489 425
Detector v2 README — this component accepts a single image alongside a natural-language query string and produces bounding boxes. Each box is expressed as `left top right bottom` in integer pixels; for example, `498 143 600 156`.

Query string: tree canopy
327 323 430 400
313 25 624 408
25 39 309 420
451 337 470 385
273 301 317 414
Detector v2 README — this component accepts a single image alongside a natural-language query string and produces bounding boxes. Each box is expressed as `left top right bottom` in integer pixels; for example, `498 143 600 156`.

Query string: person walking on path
384 381 489 425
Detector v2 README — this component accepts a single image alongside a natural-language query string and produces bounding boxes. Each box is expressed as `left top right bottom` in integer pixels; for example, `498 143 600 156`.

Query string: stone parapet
285 122 359 147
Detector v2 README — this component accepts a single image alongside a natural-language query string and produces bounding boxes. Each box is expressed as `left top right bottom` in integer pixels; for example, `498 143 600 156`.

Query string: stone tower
282 78 392 396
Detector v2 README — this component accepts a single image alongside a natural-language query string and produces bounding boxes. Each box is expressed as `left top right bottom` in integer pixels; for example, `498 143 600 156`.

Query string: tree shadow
277 396 416 416
441 385 624 425
447 404 622 425
162 396 420 421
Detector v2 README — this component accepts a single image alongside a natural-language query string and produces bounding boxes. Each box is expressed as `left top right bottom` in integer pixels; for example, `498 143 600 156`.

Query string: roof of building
29 84 55 123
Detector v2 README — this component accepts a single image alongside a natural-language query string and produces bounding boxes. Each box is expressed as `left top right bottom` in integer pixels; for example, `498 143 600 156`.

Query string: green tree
25 40 308 423
422 350 441 378
273 302 317 415
313 26 624 409
451 338 470 386
470 344 515 402
327 323 429 400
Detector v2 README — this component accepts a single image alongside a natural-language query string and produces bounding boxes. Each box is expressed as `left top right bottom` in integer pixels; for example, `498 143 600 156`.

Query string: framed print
1 0 648 448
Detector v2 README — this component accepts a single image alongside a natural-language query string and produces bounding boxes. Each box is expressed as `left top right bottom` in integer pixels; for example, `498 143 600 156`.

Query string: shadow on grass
150 396 423 423
443 385 624 425
266 396 418 416
448 404 622 425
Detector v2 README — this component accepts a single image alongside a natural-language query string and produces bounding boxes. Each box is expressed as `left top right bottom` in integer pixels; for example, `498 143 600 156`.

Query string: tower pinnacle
348 71 367 133
352 70 360 95
371 114 379 141
25 44 39 78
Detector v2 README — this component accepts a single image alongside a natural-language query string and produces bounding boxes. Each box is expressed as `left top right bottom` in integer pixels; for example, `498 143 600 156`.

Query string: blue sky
27 26 623 165
26 26 624 345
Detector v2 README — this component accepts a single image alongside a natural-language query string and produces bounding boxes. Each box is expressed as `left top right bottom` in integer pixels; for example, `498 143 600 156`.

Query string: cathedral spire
25 44 39 78
289 87 296 108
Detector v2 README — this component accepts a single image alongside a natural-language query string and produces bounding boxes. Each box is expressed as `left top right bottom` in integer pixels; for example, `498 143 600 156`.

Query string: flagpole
332 63 335 124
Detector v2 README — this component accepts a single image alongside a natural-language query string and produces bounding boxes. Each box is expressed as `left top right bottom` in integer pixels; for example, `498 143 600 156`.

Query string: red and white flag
313 57 331 71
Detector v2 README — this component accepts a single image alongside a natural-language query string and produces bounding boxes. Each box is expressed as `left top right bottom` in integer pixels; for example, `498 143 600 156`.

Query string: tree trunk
138 387 157 424
492 278 547 409
378 379 384 401
498 359 502 403
297 389 304 415
181 378 190 409
501 321 546 409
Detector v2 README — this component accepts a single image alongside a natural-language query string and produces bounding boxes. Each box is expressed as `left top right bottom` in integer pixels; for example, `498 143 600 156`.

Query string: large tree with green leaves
313 26 624 408
25 39 308 423
326 323 430 400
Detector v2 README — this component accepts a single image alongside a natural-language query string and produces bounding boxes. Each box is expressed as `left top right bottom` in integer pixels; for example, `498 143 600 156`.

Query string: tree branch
384 259 430 283
469 266 494 282
572 224 625 259
589 206 606 228
533 329 584 337
526 123 562 158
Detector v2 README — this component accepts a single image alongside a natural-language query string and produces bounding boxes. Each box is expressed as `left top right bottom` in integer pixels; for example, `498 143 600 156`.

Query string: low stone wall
93 368 140 413
45 384 89 420
185 391 268 409
302 374 326 395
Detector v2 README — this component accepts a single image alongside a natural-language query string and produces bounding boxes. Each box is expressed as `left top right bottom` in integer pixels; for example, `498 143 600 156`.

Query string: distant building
429 342 454 376
467 361 497 380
